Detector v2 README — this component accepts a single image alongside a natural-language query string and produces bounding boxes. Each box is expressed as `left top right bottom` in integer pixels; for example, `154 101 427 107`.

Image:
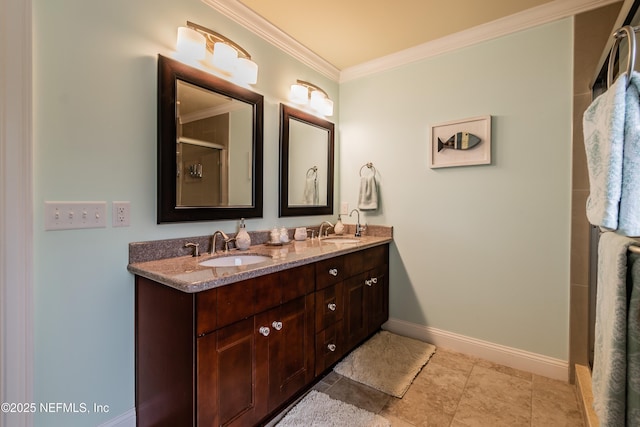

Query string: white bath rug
333 330 436 398
275 390 390 427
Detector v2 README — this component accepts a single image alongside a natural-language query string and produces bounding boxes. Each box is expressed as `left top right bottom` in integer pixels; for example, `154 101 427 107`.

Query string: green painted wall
339 19 573 360
32 0 337 425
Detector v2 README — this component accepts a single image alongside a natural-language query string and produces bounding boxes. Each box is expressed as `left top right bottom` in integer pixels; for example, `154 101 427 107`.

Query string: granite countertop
128 226 392 293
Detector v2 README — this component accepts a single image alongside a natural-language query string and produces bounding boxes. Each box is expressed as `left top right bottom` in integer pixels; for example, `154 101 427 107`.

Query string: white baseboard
98 408 136 427
383 317 569 382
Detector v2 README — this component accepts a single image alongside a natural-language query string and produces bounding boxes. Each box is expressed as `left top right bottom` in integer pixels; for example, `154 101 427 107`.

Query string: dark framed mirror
157 54 263 223
279 104 334 217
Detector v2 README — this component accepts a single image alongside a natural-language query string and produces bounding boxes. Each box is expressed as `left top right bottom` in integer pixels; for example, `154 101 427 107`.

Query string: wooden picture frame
429 115 491 168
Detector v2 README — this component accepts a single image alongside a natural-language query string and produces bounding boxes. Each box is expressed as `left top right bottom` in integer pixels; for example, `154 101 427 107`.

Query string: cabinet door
344 272 369 350
366 267 389 334
197 317 268 427
260 295 315 411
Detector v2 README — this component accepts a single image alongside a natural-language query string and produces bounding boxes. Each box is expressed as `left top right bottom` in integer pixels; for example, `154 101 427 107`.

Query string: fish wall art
429 115 492 168
437 132 482 152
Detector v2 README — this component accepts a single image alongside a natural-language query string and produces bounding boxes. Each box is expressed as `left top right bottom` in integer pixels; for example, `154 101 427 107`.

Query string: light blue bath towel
583 73 627 230
592 232 640 426
626 251 640 425
619 72 640 236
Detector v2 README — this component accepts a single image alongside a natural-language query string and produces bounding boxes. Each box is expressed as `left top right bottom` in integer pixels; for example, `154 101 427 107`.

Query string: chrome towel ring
607 25 639 89
359 162 376 177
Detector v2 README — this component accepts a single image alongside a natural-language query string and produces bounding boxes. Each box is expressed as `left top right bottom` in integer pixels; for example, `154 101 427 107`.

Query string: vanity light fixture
176 21 258 85
289 80 334 117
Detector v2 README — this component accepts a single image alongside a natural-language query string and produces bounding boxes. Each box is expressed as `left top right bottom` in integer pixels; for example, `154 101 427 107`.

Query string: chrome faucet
319 221 334 238
211 230 234 253
349 209 364 237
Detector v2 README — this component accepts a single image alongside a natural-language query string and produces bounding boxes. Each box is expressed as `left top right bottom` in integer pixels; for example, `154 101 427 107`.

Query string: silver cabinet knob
328 268 338 277
327 303 337 311
365 279 372 286
272 321 283 331
371 277 378 284
327 343 336 352
259 326 270 336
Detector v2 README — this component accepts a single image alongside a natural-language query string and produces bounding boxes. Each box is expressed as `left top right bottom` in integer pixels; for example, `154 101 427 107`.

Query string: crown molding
204 0 620 84
202 0 340 81
340 0 621 82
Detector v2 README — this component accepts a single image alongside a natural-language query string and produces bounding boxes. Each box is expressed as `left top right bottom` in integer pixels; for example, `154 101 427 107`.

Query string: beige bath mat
275 390 390 427
333 330 436 398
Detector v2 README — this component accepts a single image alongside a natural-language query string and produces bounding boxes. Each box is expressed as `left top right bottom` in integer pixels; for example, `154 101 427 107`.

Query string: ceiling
236 0 558 70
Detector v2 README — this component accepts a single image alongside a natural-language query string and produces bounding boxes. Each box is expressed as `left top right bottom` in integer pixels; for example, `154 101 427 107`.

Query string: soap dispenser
236 218 251 250
334 215 344 235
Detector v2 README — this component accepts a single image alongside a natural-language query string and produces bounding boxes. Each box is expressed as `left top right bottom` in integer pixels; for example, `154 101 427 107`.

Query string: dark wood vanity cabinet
135 243 388 427
196 294 315 427
314 244 389 374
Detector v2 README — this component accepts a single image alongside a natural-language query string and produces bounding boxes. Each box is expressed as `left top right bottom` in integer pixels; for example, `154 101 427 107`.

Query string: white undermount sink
199 254 271 268
321 237 360 244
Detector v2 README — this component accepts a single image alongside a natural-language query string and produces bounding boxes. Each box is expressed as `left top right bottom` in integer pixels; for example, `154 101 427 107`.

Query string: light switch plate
340 202 349 215
45 201 107 230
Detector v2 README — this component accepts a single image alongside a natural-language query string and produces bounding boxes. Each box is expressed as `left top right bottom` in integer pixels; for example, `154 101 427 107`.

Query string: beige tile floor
310 347 584 427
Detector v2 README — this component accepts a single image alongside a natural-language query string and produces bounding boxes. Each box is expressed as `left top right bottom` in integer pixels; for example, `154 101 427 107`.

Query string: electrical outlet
44 201 107 230
112 201 131 227
340 202 349 215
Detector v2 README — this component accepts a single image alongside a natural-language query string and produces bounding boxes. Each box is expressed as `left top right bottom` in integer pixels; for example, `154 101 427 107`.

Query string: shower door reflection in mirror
176 80 253 207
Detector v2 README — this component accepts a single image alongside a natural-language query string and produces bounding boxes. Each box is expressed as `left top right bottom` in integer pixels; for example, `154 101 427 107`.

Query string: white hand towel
583 73 627 230
303 177 318 205
619 71 640 236
358 175 378 211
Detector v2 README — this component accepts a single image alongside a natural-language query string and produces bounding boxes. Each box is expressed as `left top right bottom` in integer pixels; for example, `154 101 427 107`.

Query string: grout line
447 361 476 426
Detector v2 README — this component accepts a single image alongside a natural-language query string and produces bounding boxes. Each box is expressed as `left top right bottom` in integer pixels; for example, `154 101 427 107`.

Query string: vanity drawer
343 245 387 277
197 278 261 335
315 321 344 376
196 288 218 336
315 282 343 331
197 264 316 336
315 255 345 289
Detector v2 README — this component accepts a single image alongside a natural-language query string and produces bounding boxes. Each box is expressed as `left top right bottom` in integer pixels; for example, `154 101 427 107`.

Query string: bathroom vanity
129 229 391 426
